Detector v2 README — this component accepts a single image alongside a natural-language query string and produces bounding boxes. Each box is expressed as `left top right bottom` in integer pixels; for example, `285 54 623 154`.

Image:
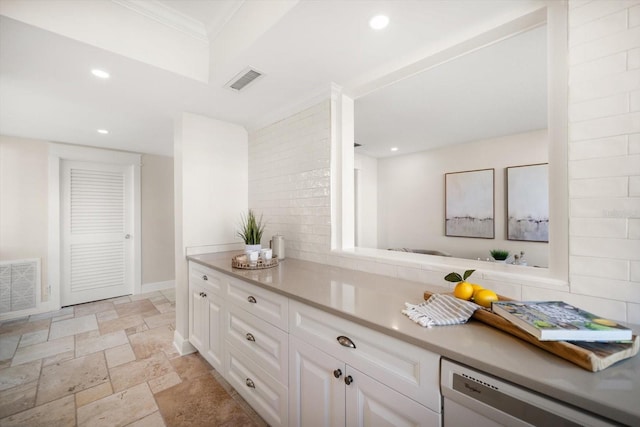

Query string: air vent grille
227 68 263 91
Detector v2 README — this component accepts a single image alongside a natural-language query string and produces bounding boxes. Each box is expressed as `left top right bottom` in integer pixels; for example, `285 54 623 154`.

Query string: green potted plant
237 210 266 253
490 249 510 263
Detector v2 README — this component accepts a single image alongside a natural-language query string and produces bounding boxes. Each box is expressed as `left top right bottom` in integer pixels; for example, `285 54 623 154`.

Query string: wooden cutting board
423 291 639 372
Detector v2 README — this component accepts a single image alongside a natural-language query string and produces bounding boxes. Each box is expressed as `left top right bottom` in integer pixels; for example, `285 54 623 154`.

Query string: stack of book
491 301 633 342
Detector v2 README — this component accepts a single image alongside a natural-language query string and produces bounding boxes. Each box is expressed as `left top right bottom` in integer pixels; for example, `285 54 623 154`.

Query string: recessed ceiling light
91 69 110 79
369 15 389 30
390 147 398 152
97 129 109 134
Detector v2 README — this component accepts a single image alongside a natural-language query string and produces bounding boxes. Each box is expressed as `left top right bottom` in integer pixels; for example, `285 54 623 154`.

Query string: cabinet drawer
189 262 226 295
225 343 288 427
226 277 288 330
289 300 441 413
225 302 288 384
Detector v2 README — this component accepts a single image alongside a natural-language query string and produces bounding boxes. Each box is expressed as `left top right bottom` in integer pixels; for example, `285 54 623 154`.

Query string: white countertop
188 252 640 426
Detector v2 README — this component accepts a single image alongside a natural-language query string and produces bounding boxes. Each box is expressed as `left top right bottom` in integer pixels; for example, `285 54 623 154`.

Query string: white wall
355 153 378 248
564 0 640 321
0 135 48 299
248 101 331 263
141 154 175 285
375 130 549 267
173 113 248 353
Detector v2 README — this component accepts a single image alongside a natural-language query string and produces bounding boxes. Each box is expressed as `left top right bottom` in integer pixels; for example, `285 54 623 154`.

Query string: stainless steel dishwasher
440 359 617 426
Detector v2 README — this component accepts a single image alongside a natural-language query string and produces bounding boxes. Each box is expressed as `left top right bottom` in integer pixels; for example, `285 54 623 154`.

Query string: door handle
345 375 353 385
247 296 257 304
246 378 255 389
124 234 131 239
333 369 342 379
246 333 256 342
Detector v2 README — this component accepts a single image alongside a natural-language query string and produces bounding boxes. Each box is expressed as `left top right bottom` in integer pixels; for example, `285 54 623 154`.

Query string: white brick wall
247 1 640 323
568 0 640 318
248 101 332 262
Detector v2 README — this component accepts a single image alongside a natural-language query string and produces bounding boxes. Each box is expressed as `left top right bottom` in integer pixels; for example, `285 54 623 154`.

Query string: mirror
353 24 549 268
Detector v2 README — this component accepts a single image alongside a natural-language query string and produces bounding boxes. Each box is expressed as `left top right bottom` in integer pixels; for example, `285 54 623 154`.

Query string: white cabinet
189 261 443 427
226 342 288 427
189 261 289 426
289 336 345 427
188 266 224 372
289 300 442 427
290 336 440 427
224 301 289 384
345 365 439 427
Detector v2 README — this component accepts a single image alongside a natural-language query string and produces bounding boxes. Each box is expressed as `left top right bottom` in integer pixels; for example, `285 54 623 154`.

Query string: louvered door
61 160 133 305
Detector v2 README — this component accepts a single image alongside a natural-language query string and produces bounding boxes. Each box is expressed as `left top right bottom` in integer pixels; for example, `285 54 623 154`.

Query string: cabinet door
189 283 208 353
204 291 224 372
345 365 441 427
289 336 345 427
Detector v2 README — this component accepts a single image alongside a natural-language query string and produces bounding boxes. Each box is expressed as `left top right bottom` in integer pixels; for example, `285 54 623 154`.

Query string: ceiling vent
226 67 263 91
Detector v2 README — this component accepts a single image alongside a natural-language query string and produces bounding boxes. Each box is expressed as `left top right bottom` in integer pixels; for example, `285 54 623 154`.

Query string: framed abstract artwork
507 163 549 242
445 168 494 239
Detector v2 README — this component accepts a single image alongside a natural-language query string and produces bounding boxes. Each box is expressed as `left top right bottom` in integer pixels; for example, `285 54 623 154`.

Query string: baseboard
173 330 197 356
140 280 175 293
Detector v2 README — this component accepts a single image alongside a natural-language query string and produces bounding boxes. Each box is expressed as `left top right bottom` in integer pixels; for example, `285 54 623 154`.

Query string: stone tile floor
0 289 267 426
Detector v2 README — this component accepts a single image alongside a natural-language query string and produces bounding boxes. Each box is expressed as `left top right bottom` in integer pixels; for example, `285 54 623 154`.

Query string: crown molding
111 0 208 42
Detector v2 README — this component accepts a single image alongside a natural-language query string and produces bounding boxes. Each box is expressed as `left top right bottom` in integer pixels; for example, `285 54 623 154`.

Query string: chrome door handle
337 335 356 349
247 296 257 304
246 333 256 342
333 369 342 379
246 378 255 389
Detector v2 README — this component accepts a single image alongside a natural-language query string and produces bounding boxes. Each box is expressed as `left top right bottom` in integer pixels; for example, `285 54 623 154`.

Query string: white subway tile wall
248 101 332 263
247 1 640 322
569 0 640 316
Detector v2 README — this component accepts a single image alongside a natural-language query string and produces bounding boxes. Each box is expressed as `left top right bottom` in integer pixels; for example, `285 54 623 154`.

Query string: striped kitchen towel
403 294 480 327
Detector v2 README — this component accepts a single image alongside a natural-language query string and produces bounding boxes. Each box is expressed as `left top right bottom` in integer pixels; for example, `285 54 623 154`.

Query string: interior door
61 160 134 305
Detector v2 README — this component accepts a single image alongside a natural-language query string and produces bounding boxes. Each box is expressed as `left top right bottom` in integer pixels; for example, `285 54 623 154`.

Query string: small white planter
244 244 262 254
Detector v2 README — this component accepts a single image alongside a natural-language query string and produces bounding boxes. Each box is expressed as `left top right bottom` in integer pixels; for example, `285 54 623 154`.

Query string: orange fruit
453 281 474 300
474 289 498 308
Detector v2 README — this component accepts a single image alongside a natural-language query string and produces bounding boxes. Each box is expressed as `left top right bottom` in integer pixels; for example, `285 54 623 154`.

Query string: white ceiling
355 25 547 158
0 0 546 157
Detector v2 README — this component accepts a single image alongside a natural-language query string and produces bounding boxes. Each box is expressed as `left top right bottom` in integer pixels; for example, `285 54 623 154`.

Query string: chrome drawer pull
337 335 356 349
345 375 353 386
246 333 256 342
333 369 342 379
246 378 255 389
247 296 257 304
202 275 208 281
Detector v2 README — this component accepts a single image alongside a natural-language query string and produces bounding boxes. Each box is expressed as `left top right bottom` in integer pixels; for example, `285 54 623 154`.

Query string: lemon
474 289 498 308
453 281 474 300
470 284 484 299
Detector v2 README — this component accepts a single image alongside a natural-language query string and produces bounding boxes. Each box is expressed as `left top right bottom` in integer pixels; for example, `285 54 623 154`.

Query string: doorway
48 144 141 308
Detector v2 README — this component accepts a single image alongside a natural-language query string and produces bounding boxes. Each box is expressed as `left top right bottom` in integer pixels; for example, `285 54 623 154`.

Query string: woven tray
423 291 639 372
232 254 279 270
